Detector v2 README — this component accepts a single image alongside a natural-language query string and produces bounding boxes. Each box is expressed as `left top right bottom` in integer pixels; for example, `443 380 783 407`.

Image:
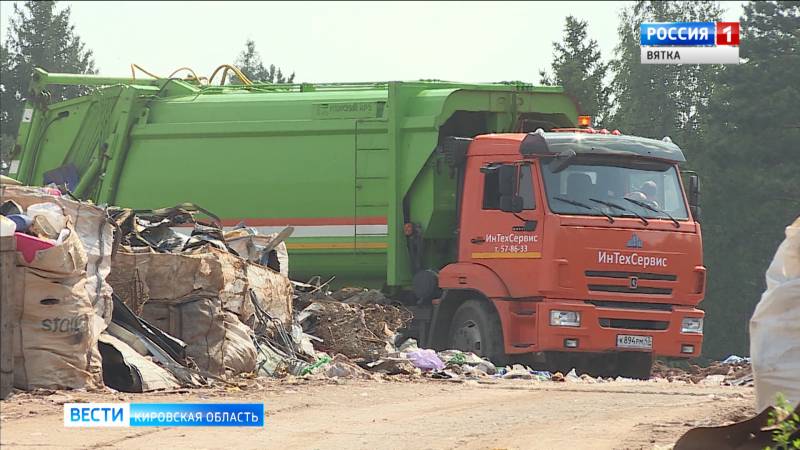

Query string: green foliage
232 39 295 84
0 1 95 137
695 0 800 358
609 1 722 149
767 393 800 449
539 16 611 125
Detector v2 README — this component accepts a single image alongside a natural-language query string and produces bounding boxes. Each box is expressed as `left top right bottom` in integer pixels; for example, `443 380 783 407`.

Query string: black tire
447 299 507 366
614 352 654 380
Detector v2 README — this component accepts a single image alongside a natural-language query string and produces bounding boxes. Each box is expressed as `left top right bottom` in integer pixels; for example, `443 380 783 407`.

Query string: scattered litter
565 368 580 382
502 365 534 380
368 358 421 376
406 350 445 371
323 354 371 379
721 355 750 365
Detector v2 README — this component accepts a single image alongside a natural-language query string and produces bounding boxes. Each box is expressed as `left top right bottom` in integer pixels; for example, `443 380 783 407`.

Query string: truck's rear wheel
448 299 506 366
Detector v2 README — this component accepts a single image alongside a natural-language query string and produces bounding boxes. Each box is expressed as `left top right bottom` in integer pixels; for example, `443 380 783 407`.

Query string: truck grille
585 270 676 296
588 285 672 295
588 300 673 311
585 271 677 281
599 318 670 331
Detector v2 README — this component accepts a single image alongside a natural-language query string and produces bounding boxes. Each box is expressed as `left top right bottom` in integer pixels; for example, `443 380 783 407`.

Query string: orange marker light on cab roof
577 115 592 127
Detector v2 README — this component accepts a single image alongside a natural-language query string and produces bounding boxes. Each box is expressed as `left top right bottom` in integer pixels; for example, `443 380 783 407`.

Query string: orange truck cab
427 129 705 378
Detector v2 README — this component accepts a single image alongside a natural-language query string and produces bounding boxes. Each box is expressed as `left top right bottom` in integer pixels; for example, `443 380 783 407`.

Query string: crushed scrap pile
106 204 294 380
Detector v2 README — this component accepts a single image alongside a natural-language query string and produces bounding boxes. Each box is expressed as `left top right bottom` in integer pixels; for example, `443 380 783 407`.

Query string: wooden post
0 236 20 399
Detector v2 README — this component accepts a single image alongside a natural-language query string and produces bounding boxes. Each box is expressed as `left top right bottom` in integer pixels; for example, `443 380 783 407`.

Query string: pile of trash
1 184 300 394
651 355 753 386
298 300 411 361
106 204 294 379
246 282 498 381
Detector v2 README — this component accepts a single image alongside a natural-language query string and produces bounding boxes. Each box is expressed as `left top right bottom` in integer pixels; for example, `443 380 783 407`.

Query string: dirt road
0 378 754 450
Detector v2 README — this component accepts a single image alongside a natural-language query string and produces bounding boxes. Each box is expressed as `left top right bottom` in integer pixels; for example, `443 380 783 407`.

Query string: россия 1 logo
640 22 740 64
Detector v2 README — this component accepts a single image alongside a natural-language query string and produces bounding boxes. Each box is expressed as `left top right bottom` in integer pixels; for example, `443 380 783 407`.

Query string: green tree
697 0 800 358
609 1 722 148
0 0 95 143
540 16 611 126
0 42 14 164
232 39 295 84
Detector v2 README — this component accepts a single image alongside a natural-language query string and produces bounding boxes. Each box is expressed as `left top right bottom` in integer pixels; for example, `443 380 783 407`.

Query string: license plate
616 334 653 349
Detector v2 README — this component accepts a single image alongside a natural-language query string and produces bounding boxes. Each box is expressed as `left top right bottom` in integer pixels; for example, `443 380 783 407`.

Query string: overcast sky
0 1 745 83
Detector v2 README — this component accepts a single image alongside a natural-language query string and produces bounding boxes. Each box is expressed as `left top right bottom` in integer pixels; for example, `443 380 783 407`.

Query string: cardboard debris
109 248 293 377
141 296 258 376
109 247 293 327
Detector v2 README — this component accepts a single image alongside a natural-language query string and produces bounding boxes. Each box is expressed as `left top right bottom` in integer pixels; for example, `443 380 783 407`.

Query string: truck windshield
540 156 689 221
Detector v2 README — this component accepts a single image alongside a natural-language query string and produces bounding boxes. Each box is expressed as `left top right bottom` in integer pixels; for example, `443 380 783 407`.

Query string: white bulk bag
750 217 800 411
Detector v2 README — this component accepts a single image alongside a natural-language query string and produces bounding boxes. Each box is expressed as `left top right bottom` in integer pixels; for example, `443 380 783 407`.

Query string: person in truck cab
626 180 660 209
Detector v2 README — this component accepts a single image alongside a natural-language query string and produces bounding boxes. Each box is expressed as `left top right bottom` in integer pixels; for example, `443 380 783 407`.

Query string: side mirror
687 174 701 222
500 195 524 213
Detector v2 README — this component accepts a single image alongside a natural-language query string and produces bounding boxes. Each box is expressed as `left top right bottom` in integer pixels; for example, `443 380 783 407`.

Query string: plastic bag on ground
750 217 800 411
406 349 445 371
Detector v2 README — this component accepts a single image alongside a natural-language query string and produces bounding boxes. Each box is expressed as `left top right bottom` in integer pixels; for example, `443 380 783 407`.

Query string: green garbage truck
8 69 705 375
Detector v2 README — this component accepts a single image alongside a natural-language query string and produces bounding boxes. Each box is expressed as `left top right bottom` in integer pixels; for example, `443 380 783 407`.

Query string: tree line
1 0 798 358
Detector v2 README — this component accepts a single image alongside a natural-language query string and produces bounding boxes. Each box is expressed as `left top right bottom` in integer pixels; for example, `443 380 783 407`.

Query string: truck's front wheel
448 300 506 366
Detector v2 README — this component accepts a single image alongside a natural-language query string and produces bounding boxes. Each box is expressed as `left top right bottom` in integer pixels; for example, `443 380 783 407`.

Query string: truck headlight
681 317 703 334
550 310 581 327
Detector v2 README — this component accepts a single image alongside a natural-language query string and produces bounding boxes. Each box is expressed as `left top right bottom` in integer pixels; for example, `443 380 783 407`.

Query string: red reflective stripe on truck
217 216 388 226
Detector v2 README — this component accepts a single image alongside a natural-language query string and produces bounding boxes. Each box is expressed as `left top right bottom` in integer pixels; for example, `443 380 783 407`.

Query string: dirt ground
0 378 754 450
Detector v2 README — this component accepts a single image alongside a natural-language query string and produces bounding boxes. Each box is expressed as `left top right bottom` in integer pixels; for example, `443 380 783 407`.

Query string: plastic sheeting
750 216 800 411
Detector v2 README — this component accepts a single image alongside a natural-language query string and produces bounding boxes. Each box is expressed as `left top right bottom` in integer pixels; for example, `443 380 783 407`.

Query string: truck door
459 158 544 298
